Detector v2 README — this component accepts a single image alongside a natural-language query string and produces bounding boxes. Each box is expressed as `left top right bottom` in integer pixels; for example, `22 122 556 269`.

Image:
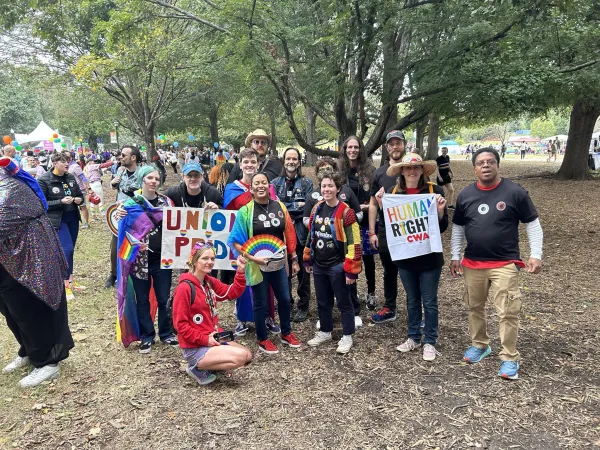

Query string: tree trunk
415 119 426 154
88 133 98 152
556 100 599 181
209 103 219 145
426 114 440 160
305 105 317 166
145 124 157 163
270 109 278 157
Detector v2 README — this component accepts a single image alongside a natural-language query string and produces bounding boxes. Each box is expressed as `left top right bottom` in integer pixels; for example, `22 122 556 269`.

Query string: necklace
254 199 270 215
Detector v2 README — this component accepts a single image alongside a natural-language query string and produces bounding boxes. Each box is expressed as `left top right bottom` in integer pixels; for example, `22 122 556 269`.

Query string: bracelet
368 232 376 237
291 255 298 261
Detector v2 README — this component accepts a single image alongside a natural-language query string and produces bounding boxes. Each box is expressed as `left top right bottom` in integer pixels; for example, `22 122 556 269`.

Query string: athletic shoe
18 365 60 388
498 361 520 380
354 316 363 328
139 342 153 354
2 356 30 374
315 320 320 331
104 275 116 289
423 344 440 361
366 293 376 310
265 317 281 334
281 333 301 348
186 366 216 385
71 281 87 291
396 338 419 353
336 335 353 354
307 331 332 347
65 287 75 301
370 307 396 323
161 336 179 347
293 309 308 322
258 339 279 355
463 345 492 363
80 223 89 229
235 321 247 337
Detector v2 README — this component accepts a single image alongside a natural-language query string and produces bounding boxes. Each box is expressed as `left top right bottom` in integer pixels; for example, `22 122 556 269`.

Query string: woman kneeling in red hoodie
173 243 252 385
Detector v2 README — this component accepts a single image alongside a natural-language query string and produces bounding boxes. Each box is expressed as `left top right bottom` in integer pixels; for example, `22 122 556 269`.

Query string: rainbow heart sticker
179 230 188 236
161 258 174 268
230 260 238 269
205 231 213 238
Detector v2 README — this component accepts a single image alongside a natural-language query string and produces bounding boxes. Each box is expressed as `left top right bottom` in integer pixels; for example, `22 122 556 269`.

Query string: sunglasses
252 139 268 145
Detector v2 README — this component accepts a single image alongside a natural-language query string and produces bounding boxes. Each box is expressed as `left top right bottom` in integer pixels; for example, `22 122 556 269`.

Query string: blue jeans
131 260 173 344
397 267 441 345
251 267 292 341
56 210 80 279
313 263 355 336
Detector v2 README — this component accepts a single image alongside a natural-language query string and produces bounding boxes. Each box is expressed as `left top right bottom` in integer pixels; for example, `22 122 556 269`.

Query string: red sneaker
258 339 279 355
281 333 301 348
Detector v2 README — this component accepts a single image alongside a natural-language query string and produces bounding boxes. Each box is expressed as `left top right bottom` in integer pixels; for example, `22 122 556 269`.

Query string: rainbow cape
223 180 250 209
118 232 142 262
116 196 163 347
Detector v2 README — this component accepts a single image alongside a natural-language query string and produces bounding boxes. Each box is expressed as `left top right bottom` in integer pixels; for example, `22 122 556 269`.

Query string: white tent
541 134 568 142
14 121 72 151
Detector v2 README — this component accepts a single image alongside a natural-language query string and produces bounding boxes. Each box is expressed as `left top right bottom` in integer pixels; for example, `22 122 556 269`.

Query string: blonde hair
188 244 216 270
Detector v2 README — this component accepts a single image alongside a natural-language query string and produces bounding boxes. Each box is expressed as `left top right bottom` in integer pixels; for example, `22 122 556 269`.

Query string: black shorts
438 174 452 186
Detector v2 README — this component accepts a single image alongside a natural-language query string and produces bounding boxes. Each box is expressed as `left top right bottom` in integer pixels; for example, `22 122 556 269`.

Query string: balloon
61 143 67 148
16 145 23 151
54 138 61 143
52 133 59 139
159 134 165 140
173 141 179 148
11 140 18 146
2 135 11 145
189 134 194 141
213 142 219 149
141 146 146 150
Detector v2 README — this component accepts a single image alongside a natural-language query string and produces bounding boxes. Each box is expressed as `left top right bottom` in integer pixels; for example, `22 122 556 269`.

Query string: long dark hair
393 170 429 194
339 135 374 189
280 147 303 177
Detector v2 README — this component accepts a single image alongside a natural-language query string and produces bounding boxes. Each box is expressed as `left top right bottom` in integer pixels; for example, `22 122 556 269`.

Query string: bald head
2 146 16 158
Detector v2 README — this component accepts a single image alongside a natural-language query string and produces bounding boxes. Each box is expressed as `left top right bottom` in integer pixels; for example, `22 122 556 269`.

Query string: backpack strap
176 279 197 305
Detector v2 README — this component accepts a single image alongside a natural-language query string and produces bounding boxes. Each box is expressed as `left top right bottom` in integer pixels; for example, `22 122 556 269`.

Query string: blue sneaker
463 345 492 363
498 361 520 380
235 321 247 337
265 317 281 334
186 367 216 385
370 307 396 324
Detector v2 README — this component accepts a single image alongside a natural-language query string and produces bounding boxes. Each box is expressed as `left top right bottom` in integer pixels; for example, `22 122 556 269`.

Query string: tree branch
143 0 230 34
558 59 600 73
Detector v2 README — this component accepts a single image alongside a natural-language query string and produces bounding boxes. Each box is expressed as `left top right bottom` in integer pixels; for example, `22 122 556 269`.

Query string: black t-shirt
313 203 343 267
436 155 451 177
304 186 360 219
346 168 371 205
370 161 399 248
452 178 538 261
252 200 286 242
146 197 163 262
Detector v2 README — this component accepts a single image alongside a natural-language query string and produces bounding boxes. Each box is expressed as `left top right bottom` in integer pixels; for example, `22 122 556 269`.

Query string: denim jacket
271 174 313 243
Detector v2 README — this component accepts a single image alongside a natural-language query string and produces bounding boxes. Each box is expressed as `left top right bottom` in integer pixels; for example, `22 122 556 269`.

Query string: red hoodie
172 271 246 348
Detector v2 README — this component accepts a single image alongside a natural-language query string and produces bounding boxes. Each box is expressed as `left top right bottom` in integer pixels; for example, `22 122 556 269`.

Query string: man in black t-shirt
165 161 222 208
450 147 543 380
368 130 406 323
435 147 455 208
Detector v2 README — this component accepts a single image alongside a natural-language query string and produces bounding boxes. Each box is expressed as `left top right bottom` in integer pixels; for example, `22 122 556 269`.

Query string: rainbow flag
118 232 142 262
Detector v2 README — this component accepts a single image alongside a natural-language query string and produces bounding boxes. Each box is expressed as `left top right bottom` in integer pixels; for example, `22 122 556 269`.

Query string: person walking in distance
368 130 406 322
105 146 141 288
450 147 543 380
436 146 455 209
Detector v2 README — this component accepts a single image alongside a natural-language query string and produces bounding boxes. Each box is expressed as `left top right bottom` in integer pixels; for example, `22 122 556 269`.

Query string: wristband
291 255 298 261
368 232 376 237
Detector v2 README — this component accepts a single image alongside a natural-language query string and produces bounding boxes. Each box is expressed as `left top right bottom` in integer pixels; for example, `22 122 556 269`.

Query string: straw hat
245 129 271 148
387 154 437 178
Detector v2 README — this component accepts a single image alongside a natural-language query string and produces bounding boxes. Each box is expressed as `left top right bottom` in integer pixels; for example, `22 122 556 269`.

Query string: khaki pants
463 265 522 361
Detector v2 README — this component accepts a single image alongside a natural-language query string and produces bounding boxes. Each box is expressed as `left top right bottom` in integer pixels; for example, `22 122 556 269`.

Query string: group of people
0 126 543 387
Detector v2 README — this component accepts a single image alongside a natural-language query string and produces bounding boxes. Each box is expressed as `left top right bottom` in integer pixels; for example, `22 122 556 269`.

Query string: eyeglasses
474 160 498 167
318 165 333 173
252 139 268 145
403 165 423 171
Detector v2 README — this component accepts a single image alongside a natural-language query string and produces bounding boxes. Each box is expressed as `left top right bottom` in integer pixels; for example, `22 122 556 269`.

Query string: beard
285 164 298 173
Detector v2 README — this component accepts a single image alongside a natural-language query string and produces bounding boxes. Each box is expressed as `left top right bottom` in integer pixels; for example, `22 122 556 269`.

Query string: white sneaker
336 335 353 354
315 320 320 331
307 331 332 347
18 365 60 388
423 344 440 361
396 338 419 353
354 316 363 328
2 356 30 373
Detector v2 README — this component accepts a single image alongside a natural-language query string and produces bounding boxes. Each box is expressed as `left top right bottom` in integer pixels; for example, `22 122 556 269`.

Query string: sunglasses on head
252 139 268 145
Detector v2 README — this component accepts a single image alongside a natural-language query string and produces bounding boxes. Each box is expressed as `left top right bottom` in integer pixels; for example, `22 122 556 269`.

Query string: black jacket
226 157 282 184
165 181 223 208
38 171 83 228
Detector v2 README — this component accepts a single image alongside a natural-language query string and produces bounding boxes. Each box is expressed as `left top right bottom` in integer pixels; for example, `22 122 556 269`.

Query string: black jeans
289 241 311 311
313 263 355 336
379 250 399 311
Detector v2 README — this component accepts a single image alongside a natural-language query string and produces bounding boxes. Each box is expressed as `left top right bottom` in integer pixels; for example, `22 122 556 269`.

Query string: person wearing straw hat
226 129 283 183
376 153 448 361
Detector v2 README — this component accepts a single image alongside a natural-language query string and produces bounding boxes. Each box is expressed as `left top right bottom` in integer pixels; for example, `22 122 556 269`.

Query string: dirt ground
1 158 599 449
